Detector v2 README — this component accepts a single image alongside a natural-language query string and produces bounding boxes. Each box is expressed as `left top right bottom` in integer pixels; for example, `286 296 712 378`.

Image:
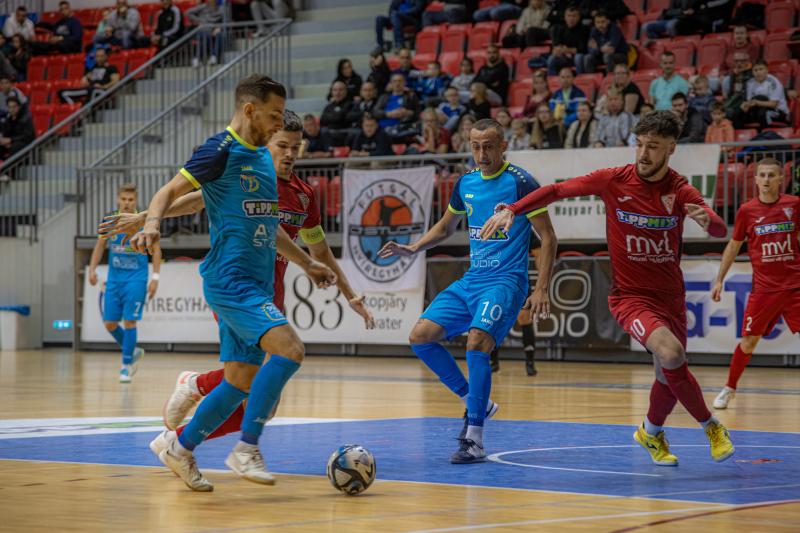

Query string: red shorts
608 292 687 349
742 288 800 337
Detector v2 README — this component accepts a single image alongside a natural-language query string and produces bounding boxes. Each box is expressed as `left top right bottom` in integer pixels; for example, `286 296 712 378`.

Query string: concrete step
289 28 373 47
290 17 377 36
305 0 371 8
293 83 330 100
286 97 325 116
290 39 375 60
296 3 385 23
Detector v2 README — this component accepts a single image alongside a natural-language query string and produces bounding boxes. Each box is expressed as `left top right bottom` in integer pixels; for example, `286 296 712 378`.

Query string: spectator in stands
582 10 627 75
7 35 31 82
593 88 634 147
151 0 184 52
474 0 524 22
565 101 597 148
705 100 734 145
450 112 475 153
578 0 631 22
674 0 734 35
508 118 530 150
302 114 333 158
320 81 354 146
186 0 224 68
250 0 290 37
530 103 564 149
519 70 551 120
408 107 450 154
689 74 714 120
437 86 466 131
347 81 379 128
649 51 688 111
375 0 426 52
549 66 586 127
547 5 589 76
413 60 450 106
473 43 510 105
0 97 34 158
724 25 759 73
450 57 475 104
331 59 363 102
466 81 491 120
495 108 513 141
596 63 642 116
367 47 392 95
739 60 789 129
0 76 27 114
58 48 120 105
641 0 692 39
722 51 752 120
373 73 420 139
3 7 35 42
348 113 393 156
671 92 705 143
96 0 145 50
502 0 551 49
422 0 473 27
392 48 416 85
33 1 83 55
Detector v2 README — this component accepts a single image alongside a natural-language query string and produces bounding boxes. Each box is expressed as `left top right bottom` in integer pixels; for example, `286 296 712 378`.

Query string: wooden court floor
0 348 798 532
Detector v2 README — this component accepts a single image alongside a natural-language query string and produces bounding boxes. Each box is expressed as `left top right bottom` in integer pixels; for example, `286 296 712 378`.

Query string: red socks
662 362 712 423
175 368 241 440
726 345 752 390
646 379 678 427
196 368 225 396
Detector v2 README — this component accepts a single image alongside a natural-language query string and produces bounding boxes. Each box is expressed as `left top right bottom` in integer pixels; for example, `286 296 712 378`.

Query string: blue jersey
180 126 279 292
448 161 546 288
105 213 149 283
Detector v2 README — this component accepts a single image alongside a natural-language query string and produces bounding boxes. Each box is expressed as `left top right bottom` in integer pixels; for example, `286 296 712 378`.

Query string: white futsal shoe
713 386 736 409
225 442 276 485
149 429 169 458
158 431 213 492
119 365 132 383
163 371 201 430
120 348 145 383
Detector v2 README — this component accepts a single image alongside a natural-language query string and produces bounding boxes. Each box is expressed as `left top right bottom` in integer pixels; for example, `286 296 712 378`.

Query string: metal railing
0 19 291 241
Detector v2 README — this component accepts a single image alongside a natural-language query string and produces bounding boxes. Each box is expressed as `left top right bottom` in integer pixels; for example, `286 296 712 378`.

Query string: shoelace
185 455 204 483
708 424 726 446
241 448 266 470
458 438 476 452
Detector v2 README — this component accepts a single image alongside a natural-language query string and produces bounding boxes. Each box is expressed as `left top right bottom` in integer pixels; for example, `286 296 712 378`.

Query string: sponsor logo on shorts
754 221 795 236
616 209 678 230
242 199 280 217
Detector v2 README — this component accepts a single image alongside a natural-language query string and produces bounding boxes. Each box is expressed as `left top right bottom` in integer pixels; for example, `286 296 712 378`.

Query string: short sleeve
512 166 547 218
732 206 748 241
448 177 465 214
180 135 230 189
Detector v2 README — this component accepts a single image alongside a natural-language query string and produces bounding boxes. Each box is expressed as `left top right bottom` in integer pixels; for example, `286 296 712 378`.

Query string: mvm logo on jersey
754 221 795 236
240 174 260 193
469 226 508 240
242 199 280 217
616 209 678 230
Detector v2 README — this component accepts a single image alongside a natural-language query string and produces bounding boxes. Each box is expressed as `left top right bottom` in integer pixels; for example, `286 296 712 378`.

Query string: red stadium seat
425 1 444 12
499 19 517 41
499 48 519 67
675 65 696 78
442 26 467 54
599 74 614 95
768 62 793 89
64 58 85 80
575 73 602 102
764 127 794 138
327 176 342 217
53 103 81 136
31 104 55 136
332 146 350 158
764 32 791 63
478 0 500 8
516 46 549 80
623 0 644 16
697 38 727 69
715 163 745 208
646 0 670 13
765 1 796 31
414 32 440 66
108 55 127 77
304 176 328 213
469 53 487 72
547 76 560 93
734 128 758 143
704 31 732 46
508 80 532 107
391 143 407 155
635 45 662 70
50 79 81 103
664 41 695 67
558 251 587 257
420 24 444 34
439 51 464 77
673 35 701 46
28 81 52 106
619 15 639 41
27 58 47 81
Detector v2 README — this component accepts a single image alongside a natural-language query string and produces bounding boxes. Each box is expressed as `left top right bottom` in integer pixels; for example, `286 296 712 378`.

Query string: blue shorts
103 280 147 322
204 277 288 366
421 275 527 346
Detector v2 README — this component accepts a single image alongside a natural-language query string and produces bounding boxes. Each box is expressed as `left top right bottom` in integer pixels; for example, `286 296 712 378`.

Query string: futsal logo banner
341 167 435 291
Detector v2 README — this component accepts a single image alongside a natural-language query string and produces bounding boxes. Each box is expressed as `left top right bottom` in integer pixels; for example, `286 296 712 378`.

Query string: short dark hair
282 110 302 132
471 118 505 139
16 6 26 12
753 59 768 68
59 1 70 8
593 9 609 19
362 112 377 123
429 60 441 69
235 74 286 108
5 96 20 107
671 91 688 103
710 101 725 113
633 110 682 139
565 5 580 13
662 50 675 60
303 113 315 122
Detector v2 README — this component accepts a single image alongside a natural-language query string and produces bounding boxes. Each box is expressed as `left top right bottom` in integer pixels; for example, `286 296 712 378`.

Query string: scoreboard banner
505 144 721 240
340 166 435 292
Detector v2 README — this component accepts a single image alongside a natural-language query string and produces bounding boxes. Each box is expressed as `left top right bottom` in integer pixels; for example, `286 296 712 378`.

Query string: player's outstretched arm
711 238 744 302
131 173 196 255
379 209 461 258
526 212 557 320
276 225 337 289
308 240 375 329
98 191 205 241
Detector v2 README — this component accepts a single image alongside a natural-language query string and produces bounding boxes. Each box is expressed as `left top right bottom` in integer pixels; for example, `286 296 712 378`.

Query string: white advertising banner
505 144 721 240
631 259 798 354
341 166 435 292
81 262 219 343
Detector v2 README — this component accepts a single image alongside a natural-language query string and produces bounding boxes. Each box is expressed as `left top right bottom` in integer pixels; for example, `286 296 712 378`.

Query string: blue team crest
240 174 260 193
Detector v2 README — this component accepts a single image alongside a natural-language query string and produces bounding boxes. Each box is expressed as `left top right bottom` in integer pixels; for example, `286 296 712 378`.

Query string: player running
101 110 376 441
88 183 161 383
379 118 557 464
711 158 800 409
481 111 735 465
129 75 337 492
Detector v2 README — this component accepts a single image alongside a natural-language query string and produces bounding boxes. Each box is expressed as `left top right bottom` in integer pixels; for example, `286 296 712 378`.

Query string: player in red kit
481 111 735 464
711 158 800 409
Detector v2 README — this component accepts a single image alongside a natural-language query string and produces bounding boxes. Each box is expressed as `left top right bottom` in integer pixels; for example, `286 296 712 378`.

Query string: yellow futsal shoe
704 420 735 462
634 424 678 466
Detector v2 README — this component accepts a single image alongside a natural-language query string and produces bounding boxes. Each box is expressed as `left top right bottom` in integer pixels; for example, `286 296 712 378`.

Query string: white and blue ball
326 444 376 495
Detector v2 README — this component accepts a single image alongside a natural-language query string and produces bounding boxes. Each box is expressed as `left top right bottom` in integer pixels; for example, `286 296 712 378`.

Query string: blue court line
0 418 797 506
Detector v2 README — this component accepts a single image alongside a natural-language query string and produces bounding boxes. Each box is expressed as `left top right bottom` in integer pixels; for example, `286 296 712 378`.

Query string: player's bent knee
409 320 444 345
657 346 686 369
740 335 760 353
281 340 305 364
466 329 495 353
103 321 119 331
224 361 259 392
122 320 136 329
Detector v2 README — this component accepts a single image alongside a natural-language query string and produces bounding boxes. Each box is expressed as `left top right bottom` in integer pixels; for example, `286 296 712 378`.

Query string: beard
636 156 667 179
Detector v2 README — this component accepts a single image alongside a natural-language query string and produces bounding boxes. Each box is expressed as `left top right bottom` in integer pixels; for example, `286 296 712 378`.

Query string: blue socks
240 355 300 445
121 327 137 365
179 379 247 451
466 350 492 428
108 326 124 347
411 343 469 398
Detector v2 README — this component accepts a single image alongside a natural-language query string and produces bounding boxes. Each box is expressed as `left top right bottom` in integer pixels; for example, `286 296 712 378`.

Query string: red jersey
510 164 726 297
274 173 324 310
732 194 800 293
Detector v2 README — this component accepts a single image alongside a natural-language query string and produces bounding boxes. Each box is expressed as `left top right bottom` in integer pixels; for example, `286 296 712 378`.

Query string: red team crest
661 193 676 214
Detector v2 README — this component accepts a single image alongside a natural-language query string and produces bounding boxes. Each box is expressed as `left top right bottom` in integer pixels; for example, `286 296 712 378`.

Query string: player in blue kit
129 75 337 492
88 183 161 383
379 119 557 463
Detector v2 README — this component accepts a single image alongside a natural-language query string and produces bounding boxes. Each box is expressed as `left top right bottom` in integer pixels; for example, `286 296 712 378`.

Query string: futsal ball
326 444 376 495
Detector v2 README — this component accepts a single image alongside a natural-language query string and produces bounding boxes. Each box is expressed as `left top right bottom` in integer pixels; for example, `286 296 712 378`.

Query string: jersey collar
226 126 259 151
482 161 509 180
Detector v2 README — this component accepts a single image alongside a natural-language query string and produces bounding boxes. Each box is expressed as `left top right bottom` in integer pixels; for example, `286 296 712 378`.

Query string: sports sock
240 355 300 445
521 323 535 358
196 368 225 396
108 326 124 347
726 345 752 390
121 327 136 365
466 350 491 428
465 425 484 446
177 404 244 440
178 379 247 451
646 379 678 429
412 343 469 398
662 362 712 424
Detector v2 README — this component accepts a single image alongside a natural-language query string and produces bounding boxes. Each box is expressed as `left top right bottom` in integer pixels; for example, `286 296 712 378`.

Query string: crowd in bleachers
302 0 800 158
